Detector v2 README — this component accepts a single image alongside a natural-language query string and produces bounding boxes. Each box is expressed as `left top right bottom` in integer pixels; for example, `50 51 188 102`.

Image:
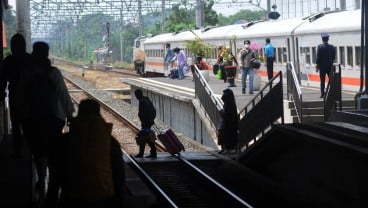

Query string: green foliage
204 0 218 27
218 9 266 26
184 31 215 59
166 4 194 32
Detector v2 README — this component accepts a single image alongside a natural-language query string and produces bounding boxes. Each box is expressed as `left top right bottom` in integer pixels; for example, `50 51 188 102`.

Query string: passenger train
133 9 362 91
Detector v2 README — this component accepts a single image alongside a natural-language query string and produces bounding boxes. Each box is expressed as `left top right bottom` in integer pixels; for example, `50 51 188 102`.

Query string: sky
8 0 15 8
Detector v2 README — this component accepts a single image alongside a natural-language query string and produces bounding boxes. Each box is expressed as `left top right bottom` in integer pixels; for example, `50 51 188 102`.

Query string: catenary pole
15 0 31 52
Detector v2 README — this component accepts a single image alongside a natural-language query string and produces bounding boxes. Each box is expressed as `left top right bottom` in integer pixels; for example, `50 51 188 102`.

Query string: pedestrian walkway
124 72 356 111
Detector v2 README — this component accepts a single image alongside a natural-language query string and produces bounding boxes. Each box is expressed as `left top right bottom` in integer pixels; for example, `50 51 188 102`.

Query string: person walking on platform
217 89 238 153
316 33 336 98
239 40 257 94
19 41 75 205
134 89 157 158
0 34 33 159
264 38 275 80
219 46 238 87
164 43 175 76
173 47 187 80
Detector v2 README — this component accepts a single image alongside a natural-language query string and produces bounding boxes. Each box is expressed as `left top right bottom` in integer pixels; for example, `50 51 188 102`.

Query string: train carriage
143 33 174 75
137 9 362 91
234 17 308 79
293 9 361 90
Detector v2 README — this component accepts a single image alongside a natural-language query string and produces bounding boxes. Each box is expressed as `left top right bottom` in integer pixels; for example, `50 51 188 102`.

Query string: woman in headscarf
217 89 238 153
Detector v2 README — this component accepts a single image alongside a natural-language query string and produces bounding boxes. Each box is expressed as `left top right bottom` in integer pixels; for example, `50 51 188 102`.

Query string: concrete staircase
288 99 356 123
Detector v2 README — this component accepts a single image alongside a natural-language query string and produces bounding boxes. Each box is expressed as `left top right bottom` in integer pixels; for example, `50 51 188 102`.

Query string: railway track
62 66 253 208
130 155 252 208
64 76 165 155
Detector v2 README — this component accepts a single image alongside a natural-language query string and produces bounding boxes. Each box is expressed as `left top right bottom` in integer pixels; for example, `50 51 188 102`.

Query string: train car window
300 47 311 66
312 47 316 64
347 46 353 68
355 46 361 66
305 47 311 66
339 46 345 66
136 40 140 48
277 47 282 63
282 48 287 63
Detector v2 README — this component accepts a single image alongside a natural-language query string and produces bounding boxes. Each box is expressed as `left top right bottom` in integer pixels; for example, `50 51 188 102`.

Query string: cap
321 33 329 38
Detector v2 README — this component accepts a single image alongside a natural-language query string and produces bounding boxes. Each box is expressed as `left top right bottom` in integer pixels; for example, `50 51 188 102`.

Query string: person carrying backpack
134 89 157 158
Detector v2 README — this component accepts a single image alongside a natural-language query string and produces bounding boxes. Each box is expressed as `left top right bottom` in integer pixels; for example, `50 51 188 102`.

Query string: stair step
292 115 324 123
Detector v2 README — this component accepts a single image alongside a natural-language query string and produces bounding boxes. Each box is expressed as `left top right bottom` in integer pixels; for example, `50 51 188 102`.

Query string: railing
286 62 303 123
324 64 342 121
193 65 223 128
238 71 284 150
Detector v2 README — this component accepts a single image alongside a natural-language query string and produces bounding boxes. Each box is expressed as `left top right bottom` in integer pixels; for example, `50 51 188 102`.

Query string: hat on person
321 33 329 38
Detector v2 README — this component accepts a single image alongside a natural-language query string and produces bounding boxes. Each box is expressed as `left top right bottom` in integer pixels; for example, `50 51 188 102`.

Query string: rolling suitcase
156 127 185 155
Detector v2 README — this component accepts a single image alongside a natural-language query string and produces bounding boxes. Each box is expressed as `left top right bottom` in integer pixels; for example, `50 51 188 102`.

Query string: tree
218 9 266 26
204 0 218 27
166 4 194 32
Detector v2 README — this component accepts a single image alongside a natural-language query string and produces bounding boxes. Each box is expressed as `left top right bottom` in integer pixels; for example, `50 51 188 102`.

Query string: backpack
28 67 58 118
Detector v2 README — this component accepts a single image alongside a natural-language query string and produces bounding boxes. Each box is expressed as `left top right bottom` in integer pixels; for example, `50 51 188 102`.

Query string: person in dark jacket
217 89 238 153
316 33 336 98
0 33 33 159
134 89 157 158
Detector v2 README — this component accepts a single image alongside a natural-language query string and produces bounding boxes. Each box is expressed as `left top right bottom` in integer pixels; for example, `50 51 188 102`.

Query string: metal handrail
193 65 223 128
238 71 284 151
324 64 342 121
286 62 303 123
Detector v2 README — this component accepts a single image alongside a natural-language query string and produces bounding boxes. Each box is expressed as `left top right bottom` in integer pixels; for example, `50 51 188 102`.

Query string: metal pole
340 0 346 10
120 8 124 62
162 0 166 32
267 0 271 20
138 0 143 37
15 0 31 52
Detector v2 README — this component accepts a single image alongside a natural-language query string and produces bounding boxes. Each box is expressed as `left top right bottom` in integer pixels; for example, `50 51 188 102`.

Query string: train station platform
122 71 356 113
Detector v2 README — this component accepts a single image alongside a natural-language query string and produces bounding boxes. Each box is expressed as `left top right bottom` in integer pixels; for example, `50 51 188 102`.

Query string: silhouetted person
0 33 32 159
264 38 275 80
316 33 336 98
134 89 157 158
217 89 238 153
19 41 74 205
61 99 125 208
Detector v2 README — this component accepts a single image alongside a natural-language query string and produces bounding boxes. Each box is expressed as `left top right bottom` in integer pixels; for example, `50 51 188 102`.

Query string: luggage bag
156 128 185 155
